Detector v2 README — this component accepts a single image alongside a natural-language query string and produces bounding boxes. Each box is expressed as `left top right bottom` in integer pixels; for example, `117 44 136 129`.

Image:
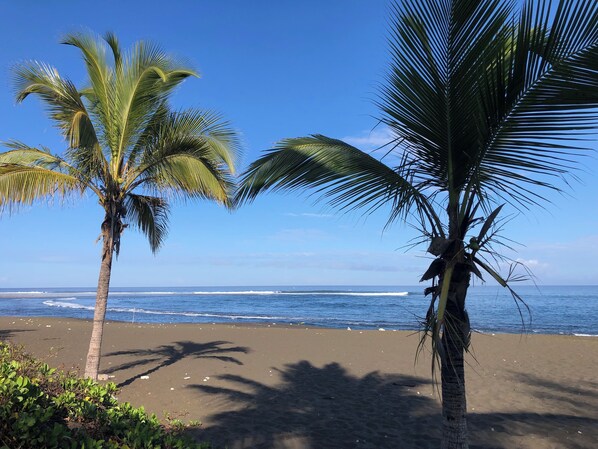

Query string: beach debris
170 387 174 390
98 374 109 381
378 328 386 331
46 325 51 327
140 375 150 380
184 376 191 380
203 377 210 382
347 327 351 331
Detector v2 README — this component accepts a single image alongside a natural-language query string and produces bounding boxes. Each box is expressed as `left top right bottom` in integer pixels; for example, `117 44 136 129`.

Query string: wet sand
1 316 597 449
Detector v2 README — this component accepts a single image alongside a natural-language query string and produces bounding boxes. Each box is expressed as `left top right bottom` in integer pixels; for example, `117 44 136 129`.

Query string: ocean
0 285 596 336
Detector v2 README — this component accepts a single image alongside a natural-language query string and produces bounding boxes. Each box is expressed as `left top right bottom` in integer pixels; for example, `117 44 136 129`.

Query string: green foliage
0 342 209 449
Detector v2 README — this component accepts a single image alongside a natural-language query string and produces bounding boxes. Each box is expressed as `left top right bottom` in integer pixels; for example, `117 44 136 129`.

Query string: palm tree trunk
441 266 471 449
84 221 114 380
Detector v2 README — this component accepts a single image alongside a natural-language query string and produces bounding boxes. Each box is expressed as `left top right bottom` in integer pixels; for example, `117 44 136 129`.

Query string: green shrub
0 342 208 449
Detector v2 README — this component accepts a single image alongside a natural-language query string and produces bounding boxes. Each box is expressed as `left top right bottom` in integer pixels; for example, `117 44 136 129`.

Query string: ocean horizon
1 285 597 336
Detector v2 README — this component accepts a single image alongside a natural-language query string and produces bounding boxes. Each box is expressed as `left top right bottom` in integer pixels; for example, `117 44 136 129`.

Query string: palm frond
154 109 239 174
0 162 84 208
147 154 234 204
381 0 598 210
0 143 65 167
62 31 116 151
13 61 99 152
474 0 598 206
126 109 239 207
111 39 198 171
380 0 515 191
132 107 239 171
124 194 169 253
1 143 102 196
12 60 109 183
103 31 122 75
237 135 442 233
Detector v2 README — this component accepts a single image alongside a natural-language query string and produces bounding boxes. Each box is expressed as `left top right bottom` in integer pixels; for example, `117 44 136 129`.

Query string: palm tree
0 32 240 381
236 1 598 447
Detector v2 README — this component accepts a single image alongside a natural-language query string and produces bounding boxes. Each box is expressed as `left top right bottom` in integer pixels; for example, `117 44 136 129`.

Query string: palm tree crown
1 31 238 251
237 1 598 447
0 31 240 380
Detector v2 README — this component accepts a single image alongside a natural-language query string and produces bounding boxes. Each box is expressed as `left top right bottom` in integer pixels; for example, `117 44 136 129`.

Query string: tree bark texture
441 264 471 449
84 221 114 380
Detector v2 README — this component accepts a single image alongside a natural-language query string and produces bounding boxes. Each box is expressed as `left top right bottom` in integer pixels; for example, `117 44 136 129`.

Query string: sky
0 1 596 288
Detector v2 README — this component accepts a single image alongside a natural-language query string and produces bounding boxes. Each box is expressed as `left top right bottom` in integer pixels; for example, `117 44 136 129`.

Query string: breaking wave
42 300 288 322
192 290 409 297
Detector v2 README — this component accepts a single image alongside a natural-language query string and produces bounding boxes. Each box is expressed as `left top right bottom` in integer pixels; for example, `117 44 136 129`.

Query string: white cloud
499 234 598 284
342 127 394 149
515 258 548 269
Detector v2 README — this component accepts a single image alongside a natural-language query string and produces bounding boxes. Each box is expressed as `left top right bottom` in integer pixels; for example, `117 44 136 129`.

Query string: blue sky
0 1 596 287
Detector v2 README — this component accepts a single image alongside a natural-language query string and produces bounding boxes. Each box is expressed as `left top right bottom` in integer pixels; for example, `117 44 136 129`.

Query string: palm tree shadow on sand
467 371 598 449
102 340 250 388
188 361 441 449
185 361 598 449
0 329 31 341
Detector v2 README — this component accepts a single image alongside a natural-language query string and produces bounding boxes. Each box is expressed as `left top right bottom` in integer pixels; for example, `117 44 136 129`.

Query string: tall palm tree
0 32 240 381
236 1 598 447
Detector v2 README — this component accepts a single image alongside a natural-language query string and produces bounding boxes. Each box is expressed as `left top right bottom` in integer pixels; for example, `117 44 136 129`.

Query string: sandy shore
1 316 597 449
